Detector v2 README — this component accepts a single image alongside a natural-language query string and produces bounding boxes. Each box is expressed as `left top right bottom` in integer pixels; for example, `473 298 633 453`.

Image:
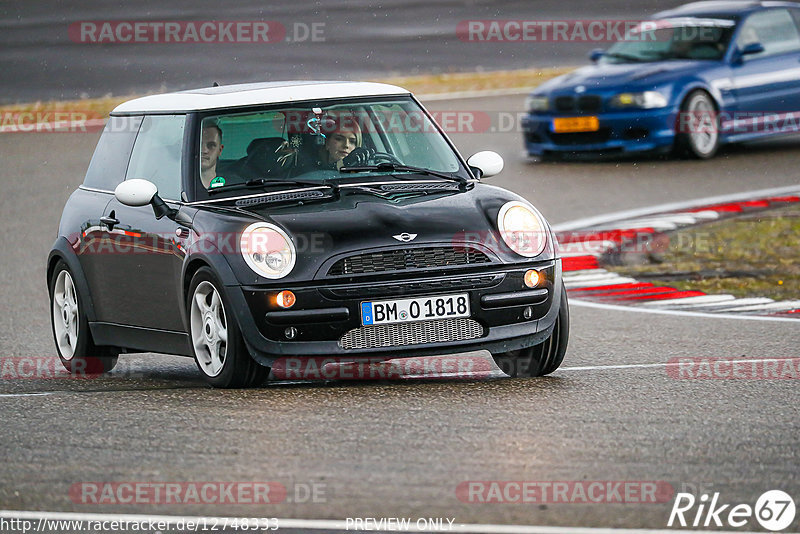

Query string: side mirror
467 151 504 179
589 48 604 63
114 179 157 207
733 42 765 63
741 42 764 56
114 179 193 227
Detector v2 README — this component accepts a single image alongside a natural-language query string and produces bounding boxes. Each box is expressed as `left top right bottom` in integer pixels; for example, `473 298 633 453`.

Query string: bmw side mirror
114 179 192 227
589 48 604 63
467 151 504 179
741 42 765 56
733 42 765 64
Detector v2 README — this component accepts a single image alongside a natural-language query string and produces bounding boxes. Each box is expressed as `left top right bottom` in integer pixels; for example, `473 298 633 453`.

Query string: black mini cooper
48 81 568 387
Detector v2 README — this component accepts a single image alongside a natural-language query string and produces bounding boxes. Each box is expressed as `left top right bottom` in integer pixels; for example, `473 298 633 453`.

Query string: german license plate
552 116 600 133
361 293 470 326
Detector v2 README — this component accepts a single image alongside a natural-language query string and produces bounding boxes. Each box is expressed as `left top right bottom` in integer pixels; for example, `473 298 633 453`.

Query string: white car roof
112 81 411 114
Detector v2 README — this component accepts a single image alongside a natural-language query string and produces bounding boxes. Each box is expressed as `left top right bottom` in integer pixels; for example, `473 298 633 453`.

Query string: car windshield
198 96 464 196
602 17 736 63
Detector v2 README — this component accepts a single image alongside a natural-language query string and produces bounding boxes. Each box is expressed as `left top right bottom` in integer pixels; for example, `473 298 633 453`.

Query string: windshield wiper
339 162 469 186
604 52 647 63
208 178 338 195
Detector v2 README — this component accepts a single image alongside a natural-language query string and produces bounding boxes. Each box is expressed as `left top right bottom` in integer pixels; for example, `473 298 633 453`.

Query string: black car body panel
48 82 567 384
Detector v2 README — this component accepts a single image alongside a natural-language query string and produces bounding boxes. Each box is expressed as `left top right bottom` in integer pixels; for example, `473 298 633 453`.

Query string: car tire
187 267 269 388
492 282 569 377
49 261 118 375
675 90 719 159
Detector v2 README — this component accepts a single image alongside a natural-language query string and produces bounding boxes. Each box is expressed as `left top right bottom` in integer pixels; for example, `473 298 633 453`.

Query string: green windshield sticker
209 176 226 189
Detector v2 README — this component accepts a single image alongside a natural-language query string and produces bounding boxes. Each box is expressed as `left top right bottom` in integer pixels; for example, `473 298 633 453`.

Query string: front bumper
225 260 563 366
522 108 677 157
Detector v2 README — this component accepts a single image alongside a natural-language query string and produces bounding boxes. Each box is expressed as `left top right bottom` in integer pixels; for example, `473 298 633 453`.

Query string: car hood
209 183 548 283
538 60 701 93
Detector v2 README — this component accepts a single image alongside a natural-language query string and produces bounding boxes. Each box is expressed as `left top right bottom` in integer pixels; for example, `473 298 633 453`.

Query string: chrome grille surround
339 318 485 350
328 246 491 276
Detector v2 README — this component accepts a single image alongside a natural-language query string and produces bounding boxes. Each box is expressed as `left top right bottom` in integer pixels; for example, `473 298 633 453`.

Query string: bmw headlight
525 95 549 112
240 222 296 279
610 91 668 109
497 201 548 258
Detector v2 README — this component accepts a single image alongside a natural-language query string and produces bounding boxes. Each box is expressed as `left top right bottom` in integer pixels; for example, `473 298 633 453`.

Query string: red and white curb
553 186 800 319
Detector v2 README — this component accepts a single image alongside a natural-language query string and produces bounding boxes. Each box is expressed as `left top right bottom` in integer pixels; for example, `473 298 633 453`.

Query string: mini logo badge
393 233 417 242
575 85 586 94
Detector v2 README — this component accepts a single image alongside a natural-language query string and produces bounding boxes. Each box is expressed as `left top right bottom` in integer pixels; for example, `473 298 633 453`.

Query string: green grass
607 205 800 300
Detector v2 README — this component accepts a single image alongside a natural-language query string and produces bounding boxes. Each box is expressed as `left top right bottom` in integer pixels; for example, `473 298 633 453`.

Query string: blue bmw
522 1 800 159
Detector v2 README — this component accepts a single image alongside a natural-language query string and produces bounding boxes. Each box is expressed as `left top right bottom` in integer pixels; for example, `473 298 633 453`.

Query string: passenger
200 122 224 188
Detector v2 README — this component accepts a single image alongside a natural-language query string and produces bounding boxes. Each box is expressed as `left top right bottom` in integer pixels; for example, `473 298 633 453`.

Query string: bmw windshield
602 18 736 63
197 96 466 196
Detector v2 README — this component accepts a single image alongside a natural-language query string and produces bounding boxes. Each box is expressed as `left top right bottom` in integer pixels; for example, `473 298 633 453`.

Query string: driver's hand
341 147 374 167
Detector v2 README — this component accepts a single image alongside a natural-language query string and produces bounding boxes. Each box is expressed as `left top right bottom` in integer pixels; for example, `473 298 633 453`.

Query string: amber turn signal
524 269 541 288
276 290 296 308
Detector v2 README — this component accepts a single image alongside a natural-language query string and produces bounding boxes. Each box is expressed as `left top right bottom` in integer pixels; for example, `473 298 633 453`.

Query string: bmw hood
537 61 700 93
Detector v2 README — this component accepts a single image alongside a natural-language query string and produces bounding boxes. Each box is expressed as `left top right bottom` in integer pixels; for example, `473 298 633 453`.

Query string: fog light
523 306 533 320
524 269 541 288
284 327 298 340
276 290 296 308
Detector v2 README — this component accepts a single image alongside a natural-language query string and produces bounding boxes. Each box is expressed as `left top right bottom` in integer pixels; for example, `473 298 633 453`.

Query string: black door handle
100 215 119 230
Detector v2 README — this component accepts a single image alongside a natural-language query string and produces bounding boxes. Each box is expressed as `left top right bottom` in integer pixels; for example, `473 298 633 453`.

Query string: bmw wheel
492 282 569 377
188 267 268 388
49 261 118 375
676 90 719 159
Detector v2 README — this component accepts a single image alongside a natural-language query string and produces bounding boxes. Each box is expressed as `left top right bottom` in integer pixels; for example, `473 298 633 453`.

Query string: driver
293 113 371 175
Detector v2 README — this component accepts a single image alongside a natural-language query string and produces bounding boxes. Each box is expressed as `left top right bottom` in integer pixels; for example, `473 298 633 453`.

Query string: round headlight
497 201 548 257
240 222 296 279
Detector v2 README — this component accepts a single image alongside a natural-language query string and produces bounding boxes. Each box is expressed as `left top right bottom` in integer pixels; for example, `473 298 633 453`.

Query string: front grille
339 318 484 350
554 96 574 112
324 274 502 299
577 95 602 113
328 247 491 276
553 95 603 113
550 128 612 146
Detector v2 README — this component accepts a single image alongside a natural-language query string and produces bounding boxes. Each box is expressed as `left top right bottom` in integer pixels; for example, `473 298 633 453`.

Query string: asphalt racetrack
2 0 800 531
2 0 688 104
1 92 799 530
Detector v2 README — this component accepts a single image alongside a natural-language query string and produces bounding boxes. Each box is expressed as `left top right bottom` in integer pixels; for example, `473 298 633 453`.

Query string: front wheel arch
674 88 721 159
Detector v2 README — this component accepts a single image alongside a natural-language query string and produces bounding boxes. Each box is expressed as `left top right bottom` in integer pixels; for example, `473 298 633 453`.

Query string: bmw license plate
552 116 599 133
361 293 470 326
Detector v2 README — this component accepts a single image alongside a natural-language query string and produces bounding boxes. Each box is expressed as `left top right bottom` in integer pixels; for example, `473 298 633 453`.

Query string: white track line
638 295 737 307
0 392 55 398
560 357 796 373
571 299 800 323
566 277 638 289
552 184 800 232
0 510 774 534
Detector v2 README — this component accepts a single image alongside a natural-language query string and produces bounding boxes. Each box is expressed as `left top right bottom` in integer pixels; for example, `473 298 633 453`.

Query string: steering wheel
369 151 403 166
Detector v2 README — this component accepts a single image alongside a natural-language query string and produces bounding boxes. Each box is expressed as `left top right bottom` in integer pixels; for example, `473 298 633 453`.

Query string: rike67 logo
669 490 796 531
